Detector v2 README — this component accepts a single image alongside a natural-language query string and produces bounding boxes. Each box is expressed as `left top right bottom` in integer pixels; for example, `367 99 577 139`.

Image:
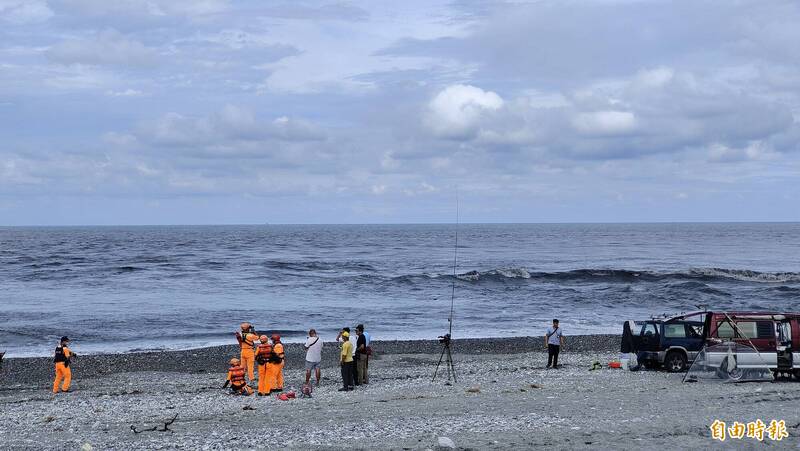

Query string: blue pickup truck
621 312 706 372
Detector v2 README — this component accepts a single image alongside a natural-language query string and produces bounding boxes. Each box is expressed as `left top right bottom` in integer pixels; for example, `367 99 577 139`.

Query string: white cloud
106 88 144 97
0 0 52 24
425 84 503 138
572 111 637 136
707 141 777 163
63 0 229 18
47 30 159 67
138 105 326 148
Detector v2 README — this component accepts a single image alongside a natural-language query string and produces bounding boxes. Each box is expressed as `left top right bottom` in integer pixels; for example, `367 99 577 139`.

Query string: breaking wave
393 267 800 284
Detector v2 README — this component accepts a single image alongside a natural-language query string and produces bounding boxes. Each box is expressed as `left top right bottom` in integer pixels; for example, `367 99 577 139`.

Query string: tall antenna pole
433 191 460 383
449 192 459 337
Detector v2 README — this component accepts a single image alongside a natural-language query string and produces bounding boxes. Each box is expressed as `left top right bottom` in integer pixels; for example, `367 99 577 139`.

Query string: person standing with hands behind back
545 319 565 369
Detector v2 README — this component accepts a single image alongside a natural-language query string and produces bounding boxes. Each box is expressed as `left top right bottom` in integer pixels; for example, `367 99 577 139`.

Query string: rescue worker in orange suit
266 334 285 393
234 322 258 382
223 358 253 395
255 335 272 396
53 336 76 394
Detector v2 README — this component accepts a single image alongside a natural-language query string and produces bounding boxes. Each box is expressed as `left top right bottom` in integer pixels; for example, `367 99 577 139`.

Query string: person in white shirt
545 319 565 369
304 329 323 386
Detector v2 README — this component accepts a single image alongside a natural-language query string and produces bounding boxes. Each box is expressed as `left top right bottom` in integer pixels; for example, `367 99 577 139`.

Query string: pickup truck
621 312 706 372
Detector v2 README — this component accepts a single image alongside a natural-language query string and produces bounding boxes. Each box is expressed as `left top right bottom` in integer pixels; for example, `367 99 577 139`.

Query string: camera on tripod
438 333 451 344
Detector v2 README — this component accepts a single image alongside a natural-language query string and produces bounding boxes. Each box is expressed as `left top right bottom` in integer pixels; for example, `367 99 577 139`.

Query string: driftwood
130 414 178 434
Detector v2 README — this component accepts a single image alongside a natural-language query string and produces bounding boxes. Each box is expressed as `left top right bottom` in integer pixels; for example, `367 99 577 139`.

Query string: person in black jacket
355 325 368 385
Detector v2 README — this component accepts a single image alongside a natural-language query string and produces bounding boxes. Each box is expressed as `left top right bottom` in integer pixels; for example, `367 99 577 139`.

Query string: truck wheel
665 351 687 372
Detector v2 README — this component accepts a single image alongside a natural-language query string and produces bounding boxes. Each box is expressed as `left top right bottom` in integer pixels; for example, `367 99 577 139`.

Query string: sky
1 0 799 225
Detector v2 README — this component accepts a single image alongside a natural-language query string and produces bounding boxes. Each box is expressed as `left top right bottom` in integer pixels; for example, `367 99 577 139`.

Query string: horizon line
2 220 799 227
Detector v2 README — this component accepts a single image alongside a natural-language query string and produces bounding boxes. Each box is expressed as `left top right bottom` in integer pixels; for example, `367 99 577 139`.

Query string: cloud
47 30 159 67
572 111 637 136
0 0 52 24
61 0 230 18
425 84 503 138
415 67 796 162
255 2 370 22
4 0 800 224
106 88 144 97
137 105 326 149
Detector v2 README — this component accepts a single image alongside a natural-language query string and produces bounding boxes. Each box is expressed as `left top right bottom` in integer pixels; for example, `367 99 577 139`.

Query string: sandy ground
2 337 800 450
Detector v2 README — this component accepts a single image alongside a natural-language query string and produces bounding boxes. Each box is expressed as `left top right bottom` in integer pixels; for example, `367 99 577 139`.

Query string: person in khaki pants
355 325 368 385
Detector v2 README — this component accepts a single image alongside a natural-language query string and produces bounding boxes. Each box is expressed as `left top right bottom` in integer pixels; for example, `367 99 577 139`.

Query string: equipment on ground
683 342 773 383
433 194 459 384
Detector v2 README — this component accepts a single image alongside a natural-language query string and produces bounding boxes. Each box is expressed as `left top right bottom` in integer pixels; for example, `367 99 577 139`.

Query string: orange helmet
271 334 281 343
229 358 240 365
259 335 268 343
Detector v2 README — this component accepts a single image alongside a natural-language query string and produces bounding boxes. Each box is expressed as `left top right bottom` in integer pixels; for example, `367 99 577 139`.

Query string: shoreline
1 334 619 387
3 334 800 449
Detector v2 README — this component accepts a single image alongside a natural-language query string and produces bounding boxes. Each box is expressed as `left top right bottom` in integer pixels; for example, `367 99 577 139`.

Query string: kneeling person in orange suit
234 322 258 382
266 334 285 393
223 358 253 395
53 336 76 394
255 336 272 396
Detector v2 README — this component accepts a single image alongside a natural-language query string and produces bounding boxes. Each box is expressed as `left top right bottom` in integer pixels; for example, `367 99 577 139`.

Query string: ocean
1 223 799 357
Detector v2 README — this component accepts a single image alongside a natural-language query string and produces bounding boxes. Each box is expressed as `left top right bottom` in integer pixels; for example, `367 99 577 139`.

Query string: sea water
1 223 799 356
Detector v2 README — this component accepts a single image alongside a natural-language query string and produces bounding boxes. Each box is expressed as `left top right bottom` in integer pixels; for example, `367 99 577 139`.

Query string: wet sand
1 335 799 450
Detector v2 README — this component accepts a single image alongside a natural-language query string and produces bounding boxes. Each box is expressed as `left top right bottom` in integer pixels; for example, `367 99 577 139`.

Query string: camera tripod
432 333 457 384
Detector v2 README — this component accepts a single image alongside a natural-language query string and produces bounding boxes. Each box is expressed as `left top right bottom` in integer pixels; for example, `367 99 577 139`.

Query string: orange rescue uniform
53 345 72 393
255 343 272 395
267 342 285 391
226 364 253 395
238 332 257 381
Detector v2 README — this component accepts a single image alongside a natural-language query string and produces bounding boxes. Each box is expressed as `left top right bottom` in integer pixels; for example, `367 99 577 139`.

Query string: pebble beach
2 335 799 450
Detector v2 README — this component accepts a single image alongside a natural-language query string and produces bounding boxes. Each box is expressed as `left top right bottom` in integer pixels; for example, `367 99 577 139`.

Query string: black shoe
338 387 348 392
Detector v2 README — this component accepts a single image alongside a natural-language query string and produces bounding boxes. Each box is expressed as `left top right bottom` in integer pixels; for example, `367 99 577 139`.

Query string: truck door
777 321 792 371
639 322 660 352
793 319 800 371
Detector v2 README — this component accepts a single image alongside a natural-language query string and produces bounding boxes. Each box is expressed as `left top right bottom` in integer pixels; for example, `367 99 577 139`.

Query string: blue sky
1 0 799 225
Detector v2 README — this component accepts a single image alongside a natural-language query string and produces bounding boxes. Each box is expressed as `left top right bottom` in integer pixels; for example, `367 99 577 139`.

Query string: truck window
719 321 776 339
736 321 758 339
664 324 686 338
717 321 735 338
686 324 703 338
756 321 775 339
641 323 658 336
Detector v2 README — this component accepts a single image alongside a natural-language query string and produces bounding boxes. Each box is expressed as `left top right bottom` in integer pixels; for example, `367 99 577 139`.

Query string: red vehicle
704 311 800 378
